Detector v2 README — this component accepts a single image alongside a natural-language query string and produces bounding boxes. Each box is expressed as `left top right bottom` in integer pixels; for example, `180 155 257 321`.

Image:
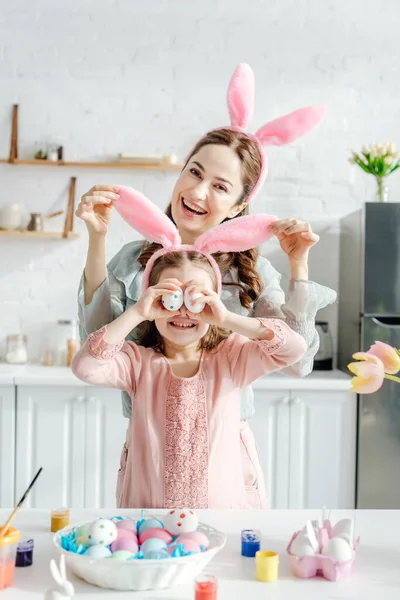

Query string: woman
76 65 336 507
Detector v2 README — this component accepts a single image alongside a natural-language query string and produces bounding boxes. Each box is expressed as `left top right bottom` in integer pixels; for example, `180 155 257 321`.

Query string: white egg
290 533 316 558
162 289 183 311
184 285 205 314
87 518 118 546
163 509 198 535
322 537 353 563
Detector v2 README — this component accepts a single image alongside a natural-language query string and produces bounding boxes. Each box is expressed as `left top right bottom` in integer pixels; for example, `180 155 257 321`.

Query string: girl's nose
190 181 208 201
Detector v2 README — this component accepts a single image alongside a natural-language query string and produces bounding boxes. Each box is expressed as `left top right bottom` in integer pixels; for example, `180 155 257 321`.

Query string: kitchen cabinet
15 386 127 509
251 387 356 509
0 385 16 507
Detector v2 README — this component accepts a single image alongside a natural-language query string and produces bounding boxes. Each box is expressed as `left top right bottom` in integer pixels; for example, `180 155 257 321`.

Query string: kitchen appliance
313 321 333 370
338 202 400 508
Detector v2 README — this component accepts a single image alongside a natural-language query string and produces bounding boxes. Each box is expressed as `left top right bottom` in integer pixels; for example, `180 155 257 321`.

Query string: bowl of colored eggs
53 509 226 591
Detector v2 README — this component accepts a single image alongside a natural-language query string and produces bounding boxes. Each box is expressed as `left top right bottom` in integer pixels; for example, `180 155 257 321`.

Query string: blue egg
84 544 112 558
144 548 169 560
140 537 167 555
138 518 163 536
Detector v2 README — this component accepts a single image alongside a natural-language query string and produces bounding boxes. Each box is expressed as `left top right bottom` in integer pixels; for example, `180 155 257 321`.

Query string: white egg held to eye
162 289 184 311
184 285 205 314
163 509 199 535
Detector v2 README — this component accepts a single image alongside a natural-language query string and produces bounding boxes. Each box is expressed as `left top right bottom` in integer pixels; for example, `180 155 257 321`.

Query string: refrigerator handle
372 317 400 329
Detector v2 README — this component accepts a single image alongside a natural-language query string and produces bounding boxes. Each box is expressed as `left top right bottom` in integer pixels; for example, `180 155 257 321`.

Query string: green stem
384 374 400 383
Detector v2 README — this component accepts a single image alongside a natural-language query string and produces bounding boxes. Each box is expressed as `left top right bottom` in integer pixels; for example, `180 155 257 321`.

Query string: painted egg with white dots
162 288 183 311
163 509 198 535
87 518 118 546
184 285 205 314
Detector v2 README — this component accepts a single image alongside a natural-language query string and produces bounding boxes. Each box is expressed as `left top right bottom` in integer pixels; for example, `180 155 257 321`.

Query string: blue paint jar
241 529 261 557
16 539 34 567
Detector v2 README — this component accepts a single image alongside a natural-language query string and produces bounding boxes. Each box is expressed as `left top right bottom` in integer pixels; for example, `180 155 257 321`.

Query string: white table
1 509 399 599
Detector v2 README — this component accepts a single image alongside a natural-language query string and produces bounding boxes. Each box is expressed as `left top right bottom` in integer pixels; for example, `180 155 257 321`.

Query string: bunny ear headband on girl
202 62 328 204
114 186 278 293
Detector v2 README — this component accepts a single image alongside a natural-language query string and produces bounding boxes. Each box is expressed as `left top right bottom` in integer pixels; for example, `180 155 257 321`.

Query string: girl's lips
168 321 197 330
181 197 207 218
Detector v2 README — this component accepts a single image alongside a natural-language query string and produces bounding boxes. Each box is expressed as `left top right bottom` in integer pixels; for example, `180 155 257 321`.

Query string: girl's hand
75 185 120 235
135 279 182 322
270 219 319 265
185 284 227 326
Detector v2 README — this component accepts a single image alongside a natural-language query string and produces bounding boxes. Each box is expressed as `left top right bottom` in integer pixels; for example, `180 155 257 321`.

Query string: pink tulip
348 352 385 394
367 341 400 375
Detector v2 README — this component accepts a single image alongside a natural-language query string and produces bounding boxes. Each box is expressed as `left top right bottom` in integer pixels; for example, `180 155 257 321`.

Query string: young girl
72 187 307 509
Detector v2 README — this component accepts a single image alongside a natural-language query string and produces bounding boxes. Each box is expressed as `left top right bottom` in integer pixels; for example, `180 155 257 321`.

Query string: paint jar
15 539 34 567
195 574 218 600
0 526 20 590
241 529 261 557
255 550 279 582
51 508 70 533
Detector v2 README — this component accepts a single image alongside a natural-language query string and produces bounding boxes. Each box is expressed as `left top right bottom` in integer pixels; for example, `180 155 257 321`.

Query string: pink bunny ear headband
114 186 278 294
188 63 328 204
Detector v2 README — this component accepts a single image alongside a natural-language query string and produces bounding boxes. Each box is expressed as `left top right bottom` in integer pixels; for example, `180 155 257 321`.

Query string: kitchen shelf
0 158 183 170
0 230 80 239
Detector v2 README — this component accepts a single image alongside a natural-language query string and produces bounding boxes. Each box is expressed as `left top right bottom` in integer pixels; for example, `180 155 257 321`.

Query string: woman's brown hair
139 128 264 309
136 251 230 354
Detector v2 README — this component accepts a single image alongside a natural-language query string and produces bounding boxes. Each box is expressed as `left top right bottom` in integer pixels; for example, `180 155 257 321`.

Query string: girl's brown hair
139 128 264 309
136 251 230 354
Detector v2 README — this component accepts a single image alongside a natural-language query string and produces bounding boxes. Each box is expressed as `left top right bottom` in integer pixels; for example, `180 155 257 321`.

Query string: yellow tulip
348 352 385 393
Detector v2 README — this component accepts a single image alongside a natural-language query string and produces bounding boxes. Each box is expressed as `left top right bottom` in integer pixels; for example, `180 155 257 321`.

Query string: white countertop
0 364 351 389
0 508 398 599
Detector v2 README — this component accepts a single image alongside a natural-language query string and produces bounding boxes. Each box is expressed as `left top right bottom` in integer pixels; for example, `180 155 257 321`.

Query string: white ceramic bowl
53 517 226 591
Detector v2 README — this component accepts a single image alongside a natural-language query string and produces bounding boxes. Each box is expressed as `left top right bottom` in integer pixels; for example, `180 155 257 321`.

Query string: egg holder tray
286 520 360 582
53 516 226 591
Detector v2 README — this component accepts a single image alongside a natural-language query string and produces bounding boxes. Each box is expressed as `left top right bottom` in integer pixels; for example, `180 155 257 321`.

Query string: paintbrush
0 467 43 537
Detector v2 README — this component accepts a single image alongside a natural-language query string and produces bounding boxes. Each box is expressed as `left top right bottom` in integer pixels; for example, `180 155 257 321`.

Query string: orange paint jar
0 526 20 591
50 508 70 533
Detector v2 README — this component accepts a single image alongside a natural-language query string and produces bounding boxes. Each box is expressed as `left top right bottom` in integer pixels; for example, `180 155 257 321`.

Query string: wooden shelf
0 158 183 170
0 230 80 239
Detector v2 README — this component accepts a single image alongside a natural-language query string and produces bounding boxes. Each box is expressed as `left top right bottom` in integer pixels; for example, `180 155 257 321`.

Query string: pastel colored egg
76 535 89 546
116 529 138 542
87 518 118 546
116 519 136 532
161 289 183 311
140 538 167 554
176 531 209 549
184 285 205 314
75 523 90 540
138 518 164 537
109 550 134 561
84 544 112 559
163 509 198 535
110 537 138 554
139 528 173 546
174 537 200 553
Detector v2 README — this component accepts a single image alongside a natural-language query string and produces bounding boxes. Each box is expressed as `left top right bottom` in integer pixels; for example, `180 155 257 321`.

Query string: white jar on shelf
0 204 23 230
5 334 28 364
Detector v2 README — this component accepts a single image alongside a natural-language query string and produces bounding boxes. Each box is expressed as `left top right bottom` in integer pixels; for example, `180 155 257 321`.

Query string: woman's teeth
170 322 196 328
182 198 207 215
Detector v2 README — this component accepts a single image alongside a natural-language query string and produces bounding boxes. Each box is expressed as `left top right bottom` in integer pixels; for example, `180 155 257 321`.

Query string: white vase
0 204 23 229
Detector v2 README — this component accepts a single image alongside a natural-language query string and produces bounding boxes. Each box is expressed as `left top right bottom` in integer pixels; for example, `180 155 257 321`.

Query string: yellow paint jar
50 508 70 533
255 550 279 582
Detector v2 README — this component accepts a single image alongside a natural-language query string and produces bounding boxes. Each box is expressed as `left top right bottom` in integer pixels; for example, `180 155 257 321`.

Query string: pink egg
116 519 136 532
174 537 201 553
139 528 173 546
110 537 138 554
176 531 209 549
116 529 138 542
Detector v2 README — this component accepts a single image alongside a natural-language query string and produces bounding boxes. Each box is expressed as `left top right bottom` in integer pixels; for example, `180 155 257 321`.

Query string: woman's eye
215 184 227 192
190 168 201 178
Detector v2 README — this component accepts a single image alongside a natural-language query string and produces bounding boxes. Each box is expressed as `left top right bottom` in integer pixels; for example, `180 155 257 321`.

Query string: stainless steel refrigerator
338 202 400 508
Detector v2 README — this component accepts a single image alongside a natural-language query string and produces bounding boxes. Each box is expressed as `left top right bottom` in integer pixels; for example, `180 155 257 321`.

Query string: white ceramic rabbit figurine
44 554 74 599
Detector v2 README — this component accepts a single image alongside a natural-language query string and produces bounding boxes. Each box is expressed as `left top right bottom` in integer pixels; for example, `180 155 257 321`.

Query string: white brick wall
1 0 399 362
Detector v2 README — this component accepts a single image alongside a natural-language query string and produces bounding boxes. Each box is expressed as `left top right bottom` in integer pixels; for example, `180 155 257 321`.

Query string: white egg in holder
184 285 205 314
161 288 184 311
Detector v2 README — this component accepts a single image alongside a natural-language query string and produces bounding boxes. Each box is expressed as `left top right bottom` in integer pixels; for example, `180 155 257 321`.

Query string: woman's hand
186 284 227 326
75 185 120 235
270 219 319 265
135 279 182 322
